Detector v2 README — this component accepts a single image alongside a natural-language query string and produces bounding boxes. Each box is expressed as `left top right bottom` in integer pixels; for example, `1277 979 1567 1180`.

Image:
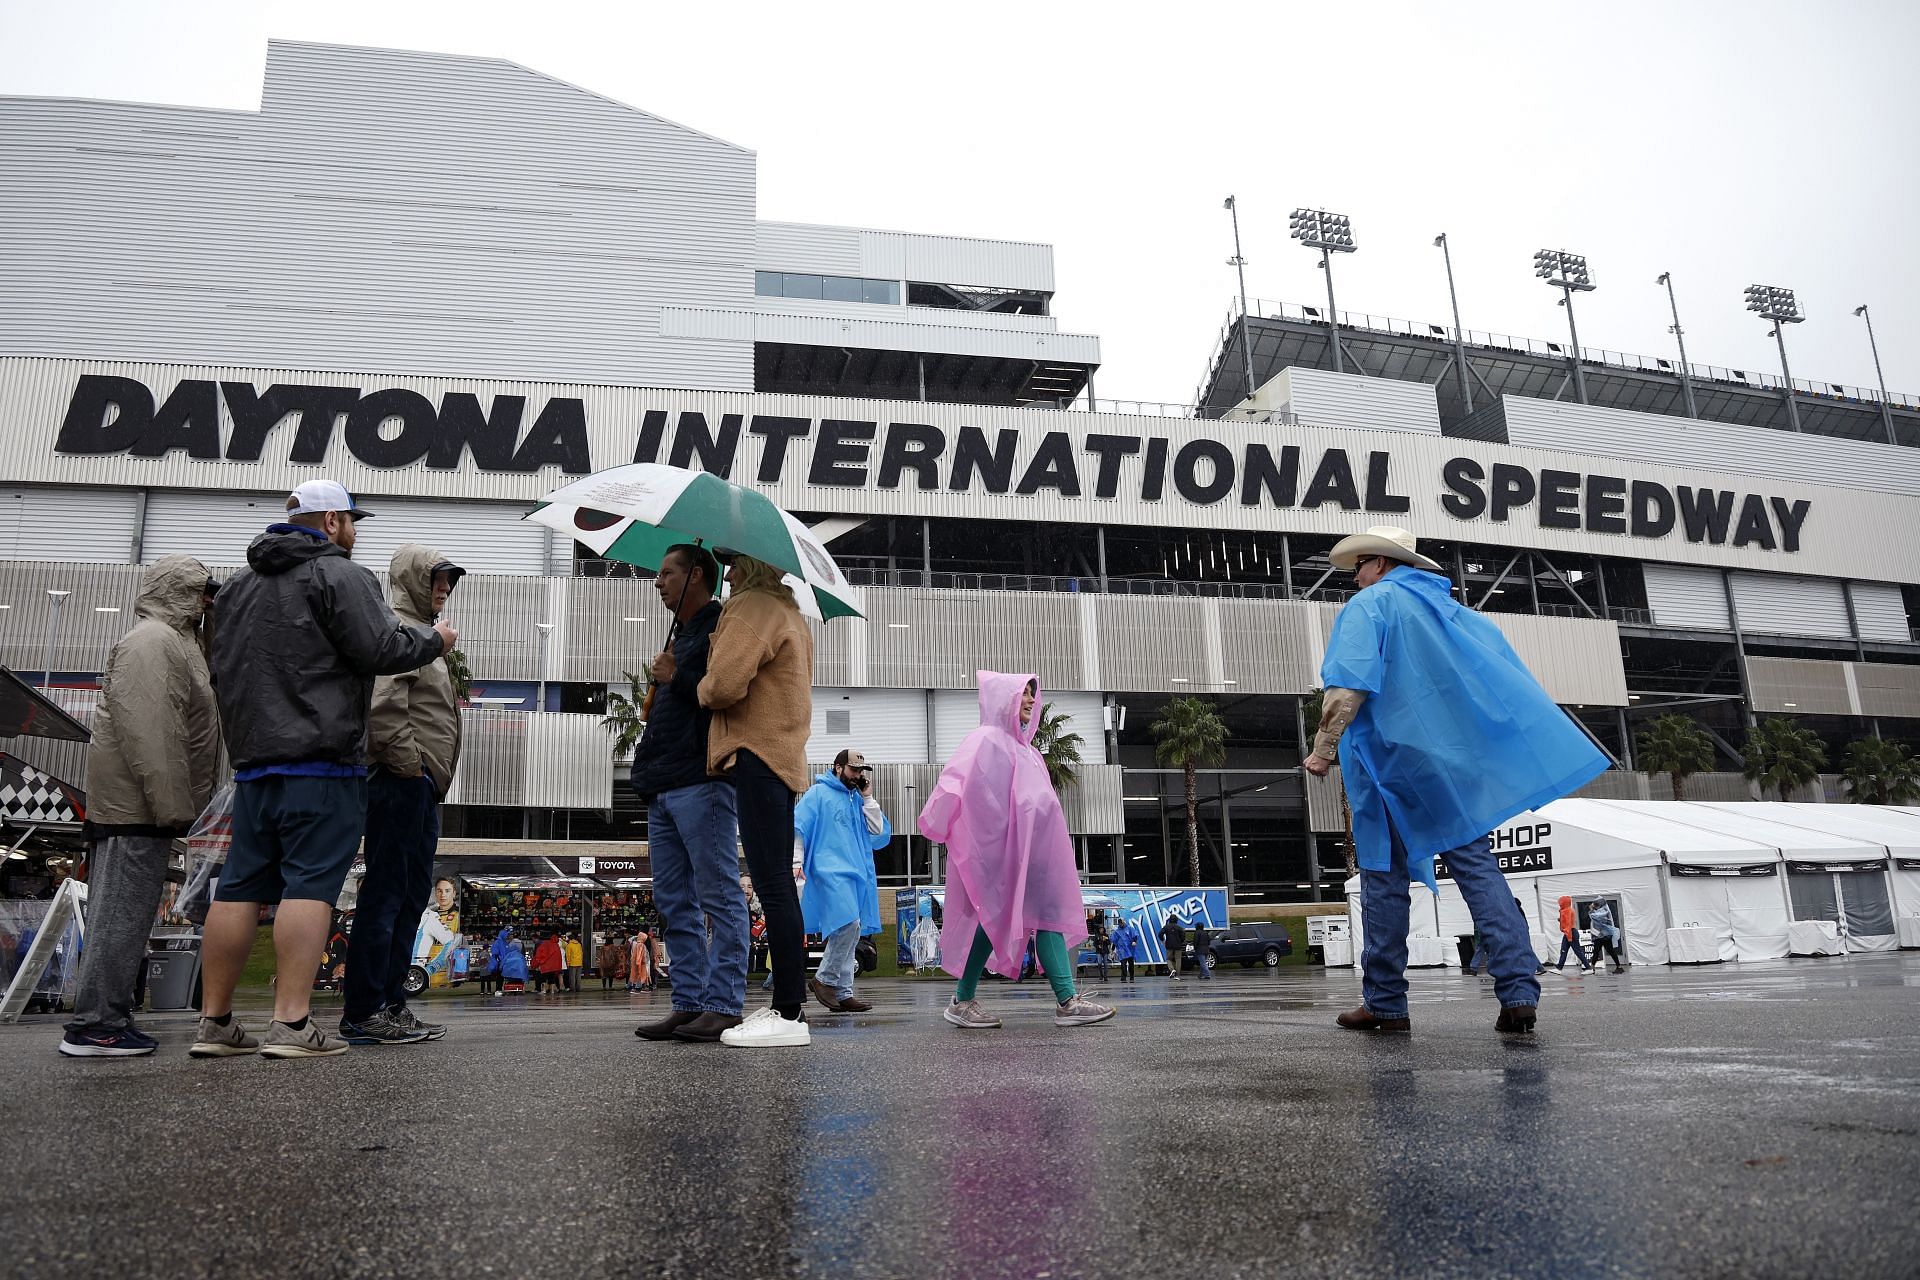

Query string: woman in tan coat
698 554 814 1047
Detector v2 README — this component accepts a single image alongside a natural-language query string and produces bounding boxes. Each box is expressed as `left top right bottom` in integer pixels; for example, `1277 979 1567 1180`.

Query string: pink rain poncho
918 670 1087 981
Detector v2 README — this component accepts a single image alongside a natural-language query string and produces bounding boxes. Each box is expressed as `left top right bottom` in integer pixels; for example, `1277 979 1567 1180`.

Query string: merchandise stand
0 876 87 1023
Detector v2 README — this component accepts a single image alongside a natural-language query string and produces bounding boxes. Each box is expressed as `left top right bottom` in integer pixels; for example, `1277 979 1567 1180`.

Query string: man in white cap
196 481 457 1059
1305 526 1607 1036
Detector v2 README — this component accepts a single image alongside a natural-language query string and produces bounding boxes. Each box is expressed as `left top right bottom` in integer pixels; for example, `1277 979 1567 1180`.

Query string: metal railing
1201 296 1920 415
842 567 1360 604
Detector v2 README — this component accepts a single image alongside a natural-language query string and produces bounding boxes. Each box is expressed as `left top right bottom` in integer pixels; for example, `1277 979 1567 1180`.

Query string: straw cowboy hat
1327 525 1447 574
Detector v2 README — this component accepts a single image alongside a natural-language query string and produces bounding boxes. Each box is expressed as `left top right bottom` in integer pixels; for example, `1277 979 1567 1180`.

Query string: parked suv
1207 922 1294 968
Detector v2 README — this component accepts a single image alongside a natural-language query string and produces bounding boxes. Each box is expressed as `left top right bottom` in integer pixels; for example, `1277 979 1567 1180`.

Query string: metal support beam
1721 571 1757 728
1535 552 1600 618
1566 710 1622 768
1473 552 1524 610
1095 525 1109 592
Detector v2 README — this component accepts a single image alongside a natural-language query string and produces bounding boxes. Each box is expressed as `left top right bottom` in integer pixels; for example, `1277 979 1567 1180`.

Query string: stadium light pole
1224 196 1258 400
1744 284 1804 432
1853 304 1897 445
1289 207 1356 375
1434 233 1473 413
1655 272 1700 419
1533 249 1595 405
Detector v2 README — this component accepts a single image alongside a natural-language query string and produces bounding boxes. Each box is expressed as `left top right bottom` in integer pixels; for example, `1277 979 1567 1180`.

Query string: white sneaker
1054 995 1116 1027
719 1007 810 1047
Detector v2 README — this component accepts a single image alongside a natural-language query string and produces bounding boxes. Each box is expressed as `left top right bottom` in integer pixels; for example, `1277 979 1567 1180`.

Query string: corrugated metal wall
930 688 1105 764
901 234 1054 293
1259 367 1442 435
0 41 756 390
755 223 864 275
1731 573 1850 639
1747 655 1920 717
1500 396 1920 498
808 687 929 763
1849 583 1912 643
663 306 1100 364
1644 565 1732 629
0 486 139 563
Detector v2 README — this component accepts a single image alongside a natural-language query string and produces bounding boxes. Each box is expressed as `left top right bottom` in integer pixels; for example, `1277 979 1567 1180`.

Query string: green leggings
954 927 1076 1004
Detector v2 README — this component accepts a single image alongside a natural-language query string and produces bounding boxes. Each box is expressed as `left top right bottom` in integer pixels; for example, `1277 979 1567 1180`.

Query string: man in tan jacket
340 543 465 1045
60 556 222 1057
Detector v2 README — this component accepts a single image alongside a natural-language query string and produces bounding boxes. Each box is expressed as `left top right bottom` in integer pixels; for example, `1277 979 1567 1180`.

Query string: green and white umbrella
524 463 866 622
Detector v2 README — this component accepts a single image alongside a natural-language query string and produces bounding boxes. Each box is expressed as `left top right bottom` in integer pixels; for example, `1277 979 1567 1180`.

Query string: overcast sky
4 0 1916 408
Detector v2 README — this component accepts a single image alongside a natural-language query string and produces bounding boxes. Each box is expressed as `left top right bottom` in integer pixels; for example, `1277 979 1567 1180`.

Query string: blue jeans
1361 824 1541 1019
648 780 748 1016
1555 935 1591 969
342 771 438 1022
815 920 862 999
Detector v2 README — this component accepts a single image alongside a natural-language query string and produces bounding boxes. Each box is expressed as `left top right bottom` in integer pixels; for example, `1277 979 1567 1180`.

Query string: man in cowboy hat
1304 526 1606 1036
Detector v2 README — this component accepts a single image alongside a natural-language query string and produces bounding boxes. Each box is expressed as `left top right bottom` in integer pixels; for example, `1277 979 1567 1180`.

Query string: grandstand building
1 41 1915 901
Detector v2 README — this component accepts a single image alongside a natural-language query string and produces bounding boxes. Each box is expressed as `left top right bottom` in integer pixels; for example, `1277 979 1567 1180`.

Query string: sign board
564 855 646 877
1306 915 1351 947
1437 821 1555 879
894 886 1230 969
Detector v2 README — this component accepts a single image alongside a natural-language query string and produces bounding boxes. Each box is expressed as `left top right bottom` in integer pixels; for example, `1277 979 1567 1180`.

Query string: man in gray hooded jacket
341 543 466 1045
197 482 454 1060
58 556 221 1057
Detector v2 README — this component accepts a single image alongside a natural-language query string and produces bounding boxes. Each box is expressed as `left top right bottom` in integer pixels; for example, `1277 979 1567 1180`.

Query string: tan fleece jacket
698 588 814 793
86 555 223 832
368 544 464 797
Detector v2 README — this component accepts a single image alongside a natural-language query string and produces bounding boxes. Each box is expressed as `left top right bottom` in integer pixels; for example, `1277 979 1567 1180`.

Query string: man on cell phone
794 749 892 1014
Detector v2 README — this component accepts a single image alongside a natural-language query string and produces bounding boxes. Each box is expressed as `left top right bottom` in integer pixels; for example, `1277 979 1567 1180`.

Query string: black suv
1206 922 1294 968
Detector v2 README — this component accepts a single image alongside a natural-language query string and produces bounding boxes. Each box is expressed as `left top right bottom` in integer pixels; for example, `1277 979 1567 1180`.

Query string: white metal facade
1243 367 1442 435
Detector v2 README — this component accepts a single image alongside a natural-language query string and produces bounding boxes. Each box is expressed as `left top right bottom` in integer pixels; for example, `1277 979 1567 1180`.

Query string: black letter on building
1240 443 1298 508
1440 457 1486 519
1677 487 1734 544
1140 438 1169 501
1017 432 1082 496
1172 439 1235 505
667 412 743 478
878 423 946 490
511 398 592 473
1538 469 1582 530
1584 474 1627 534
632 410 668 464
130 380 222 460
749 415 812 482
1084 434 1142 500
809 420 876 487
1301 450 1360 510
1489 464 1537 522
344 389 438 468
1630 481 1675 538
949 427 1019 494
1769 497 1811 552
430 393 523 470
1362 451 1412 514
55 375 153 454
1731 493 1776 550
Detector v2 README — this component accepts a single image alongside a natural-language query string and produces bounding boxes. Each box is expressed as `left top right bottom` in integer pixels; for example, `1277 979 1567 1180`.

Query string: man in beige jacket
340 544 465 1046
60 556 222 1057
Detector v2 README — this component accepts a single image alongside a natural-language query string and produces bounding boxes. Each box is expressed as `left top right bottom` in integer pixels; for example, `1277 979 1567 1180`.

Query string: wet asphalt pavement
3 955 1918 1279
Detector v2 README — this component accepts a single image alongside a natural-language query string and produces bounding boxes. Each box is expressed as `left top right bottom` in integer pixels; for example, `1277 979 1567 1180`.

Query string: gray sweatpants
66 835 172 1032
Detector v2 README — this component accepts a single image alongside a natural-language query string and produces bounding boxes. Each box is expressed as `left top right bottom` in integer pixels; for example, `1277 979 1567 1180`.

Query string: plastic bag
175 785 235 925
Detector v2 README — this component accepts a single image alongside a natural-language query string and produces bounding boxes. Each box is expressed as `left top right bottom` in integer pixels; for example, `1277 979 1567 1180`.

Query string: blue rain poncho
796 772 892 937
1320 566 1609 888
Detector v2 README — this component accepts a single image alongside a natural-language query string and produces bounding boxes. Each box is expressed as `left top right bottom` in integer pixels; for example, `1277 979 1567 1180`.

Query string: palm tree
1635 714 1715 801
1029 701 1084 791
445 648 474 706
1839 737 1920 805
1741 717 1827 802
599 670 648 760
1150 697 1229 885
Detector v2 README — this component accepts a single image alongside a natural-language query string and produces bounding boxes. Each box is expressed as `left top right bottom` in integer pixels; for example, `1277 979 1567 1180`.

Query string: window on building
756 271 901 305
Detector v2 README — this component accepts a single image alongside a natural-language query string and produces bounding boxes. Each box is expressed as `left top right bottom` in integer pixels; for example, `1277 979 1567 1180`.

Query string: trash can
145 934 202 1012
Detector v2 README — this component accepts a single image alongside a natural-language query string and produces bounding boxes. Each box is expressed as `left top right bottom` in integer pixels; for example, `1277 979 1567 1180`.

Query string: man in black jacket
1189 919 1214 981
1160 912 1187 980
195 481 454 1060
629 544 749 1044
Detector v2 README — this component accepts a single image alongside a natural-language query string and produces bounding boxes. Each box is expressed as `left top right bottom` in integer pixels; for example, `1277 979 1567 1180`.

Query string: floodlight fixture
1288 207 1356 374
1654 271 1699 418
1534 248 1595 403
1224 195 1257 400
1745 282 1805 431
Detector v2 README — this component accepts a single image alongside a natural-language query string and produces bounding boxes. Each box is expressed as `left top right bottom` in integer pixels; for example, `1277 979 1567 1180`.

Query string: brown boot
1495 1004 1538 1034
808 978 845 1012
672 1012 743 1042
634 1010 701 1041
837 995 873 1012
1335 1005 1411 1032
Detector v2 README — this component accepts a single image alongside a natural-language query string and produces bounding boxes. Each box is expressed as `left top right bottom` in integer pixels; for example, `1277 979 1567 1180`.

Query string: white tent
1340 800 1915 967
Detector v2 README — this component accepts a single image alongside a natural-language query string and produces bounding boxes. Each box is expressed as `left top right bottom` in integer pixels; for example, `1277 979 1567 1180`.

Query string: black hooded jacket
628 599 723 800
211 527 444 772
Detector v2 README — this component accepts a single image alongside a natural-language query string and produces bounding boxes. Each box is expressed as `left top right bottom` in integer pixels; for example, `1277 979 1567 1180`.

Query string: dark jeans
1194 948 1213 979
734 750 804 1018
342 771 439 1022
1555 935 1591 969
1120 959 1136 982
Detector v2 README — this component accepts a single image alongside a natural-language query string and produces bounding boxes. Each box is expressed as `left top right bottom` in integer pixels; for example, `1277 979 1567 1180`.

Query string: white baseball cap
285 479 374 519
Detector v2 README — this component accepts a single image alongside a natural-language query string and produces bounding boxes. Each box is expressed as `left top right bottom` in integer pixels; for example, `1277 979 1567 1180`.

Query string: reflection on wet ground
3 955 1917 1277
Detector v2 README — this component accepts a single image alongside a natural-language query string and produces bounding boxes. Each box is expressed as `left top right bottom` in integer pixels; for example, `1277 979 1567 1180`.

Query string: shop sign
569 855 645 876
1438 822 1555 879
52 374 1815 553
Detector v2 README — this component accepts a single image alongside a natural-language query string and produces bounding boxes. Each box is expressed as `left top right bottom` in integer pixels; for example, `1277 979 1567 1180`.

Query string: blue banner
895 886 1229 969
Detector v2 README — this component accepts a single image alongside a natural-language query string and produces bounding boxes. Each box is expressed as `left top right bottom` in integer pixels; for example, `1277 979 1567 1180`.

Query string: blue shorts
214 775 369 905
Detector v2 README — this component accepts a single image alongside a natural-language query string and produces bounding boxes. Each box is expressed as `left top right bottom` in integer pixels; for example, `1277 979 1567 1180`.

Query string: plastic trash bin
145 935 202 1011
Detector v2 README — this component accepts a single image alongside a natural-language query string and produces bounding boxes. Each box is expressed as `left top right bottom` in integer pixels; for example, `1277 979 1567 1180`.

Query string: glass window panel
821 275 862 302
782 273 822 299
754 270 783 296
865 279 900 305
